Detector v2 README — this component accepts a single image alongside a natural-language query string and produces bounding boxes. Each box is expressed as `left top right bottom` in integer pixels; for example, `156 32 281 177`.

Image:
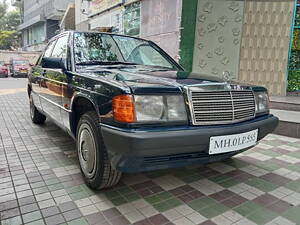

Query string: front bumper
101 115 279 172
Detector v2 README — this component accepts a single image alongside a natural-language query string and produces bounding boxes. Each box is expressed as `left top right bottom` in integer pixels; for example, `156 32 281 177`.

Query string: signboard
90 0 123 16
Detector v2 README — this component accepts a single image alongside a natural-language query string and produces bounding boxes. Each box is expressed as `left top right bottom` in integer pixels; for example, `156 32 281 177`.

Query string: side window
51 35 68 58
44 41 56 58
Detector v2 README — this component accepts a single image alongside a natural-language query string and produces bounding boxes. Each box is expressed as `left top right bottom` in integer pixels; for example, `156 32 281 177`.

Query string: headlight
112 95 187 123
166 95 188 121
255 92 269 114
135 96 164 121
134 95 187 122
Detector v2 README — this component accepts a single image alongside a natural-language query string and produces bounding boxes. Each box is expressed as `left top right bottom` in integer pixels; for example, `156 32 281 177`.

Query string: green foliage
0 0 21 50
287 70 300 92
292 30 300 51
289 50 300 71
0 30 18 49
295 7 300 27
289 6 300 92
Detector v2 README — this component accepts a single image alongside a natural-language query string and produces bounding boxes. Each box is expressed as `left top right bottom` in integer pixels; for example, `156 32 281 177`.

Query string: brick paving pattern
0 85 300 225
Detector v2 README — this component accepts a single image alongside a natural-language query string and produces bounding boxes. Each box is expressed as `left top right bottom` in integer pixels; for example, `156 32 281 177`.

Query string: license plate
20 70 27 73
209 129 258 155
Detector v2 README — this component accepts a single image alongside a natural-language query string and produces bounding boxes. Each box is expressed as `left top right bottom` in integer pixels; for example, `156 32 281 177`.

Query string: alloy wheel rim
78 124 97 178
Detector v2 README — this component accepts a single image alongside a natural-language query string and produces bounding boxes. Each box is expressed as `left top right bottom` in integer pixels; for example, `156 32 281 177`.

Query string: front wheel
77 111 122 190
29 93 46 124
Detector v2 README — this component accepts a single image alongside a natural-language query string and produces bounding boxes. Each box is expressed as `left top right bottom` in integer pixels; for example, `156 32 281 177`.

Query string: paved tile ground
0 81 300 225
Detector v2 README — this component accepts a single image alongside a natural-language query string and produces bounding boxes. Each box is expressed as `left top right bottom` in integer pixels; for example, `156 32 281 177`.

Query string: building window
123 2 140 37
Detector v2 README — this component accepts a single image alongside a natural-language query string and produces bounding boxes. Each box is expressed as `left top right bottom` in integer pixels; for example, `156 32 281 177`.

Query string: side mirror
41 57 66 71
29 63 34 67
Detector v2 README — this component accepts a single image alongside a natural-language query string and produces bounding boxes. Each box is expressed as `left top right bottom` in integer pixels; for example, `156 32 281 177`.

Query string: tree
0 0 21 50
0 30 18 49
0 0 7 18
0 10 21 31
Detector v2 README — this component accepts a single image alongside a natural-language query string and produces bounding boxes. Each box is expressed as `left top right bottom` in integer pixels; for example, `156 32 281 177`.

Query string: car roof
48 30 151 43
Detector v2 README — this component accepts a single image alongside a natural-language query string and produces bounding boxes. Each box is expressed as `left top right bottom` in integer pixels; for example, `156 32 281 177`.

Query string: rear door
40 35 69 125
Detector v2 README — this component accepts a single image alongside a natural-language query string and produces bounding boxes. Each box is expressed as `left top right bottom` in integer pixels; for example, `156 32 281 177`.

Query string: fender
70 92 100 115
69 92 100 136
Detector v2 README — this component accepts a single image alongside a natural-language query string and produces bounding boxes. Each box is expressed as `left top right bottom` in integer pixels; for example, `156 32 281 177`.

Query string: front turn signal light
112 95 136 123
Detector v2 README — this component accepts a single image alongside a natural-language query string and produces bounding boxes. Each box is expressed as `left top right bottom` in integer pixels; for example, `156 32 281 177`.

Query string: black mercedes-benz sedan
27 31 279 189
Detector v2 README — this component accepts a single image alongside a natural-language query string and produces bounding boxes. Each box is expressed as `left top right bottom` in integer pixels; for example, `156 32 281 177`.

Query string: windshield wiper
76 61 138 66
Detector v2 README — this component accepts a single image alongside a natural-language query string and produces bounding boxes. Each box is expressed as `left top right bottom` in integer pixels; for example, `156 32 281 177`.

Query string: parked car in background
0 61 8 78
10 59 30 77
28 31 279 190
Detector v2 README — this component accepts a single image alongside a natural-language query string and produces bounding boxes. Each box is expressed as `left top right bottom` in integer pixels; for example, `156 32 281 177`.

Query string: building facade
13 0 74 51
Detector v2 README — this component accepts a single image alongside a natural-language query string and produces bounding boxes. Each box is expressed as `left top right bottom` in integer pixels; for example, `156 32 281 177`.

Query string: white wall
140 0 182 61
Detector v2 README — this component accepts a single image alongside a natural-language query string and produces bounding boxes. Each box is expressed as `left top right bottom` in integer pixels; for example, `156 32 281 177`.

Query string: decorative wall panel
239 0 294 96
192 0 245 80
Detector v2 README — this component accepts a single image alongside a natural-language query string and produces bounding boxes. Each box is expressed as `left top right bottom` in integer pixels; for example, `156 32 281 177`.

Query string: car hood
77 65 263 93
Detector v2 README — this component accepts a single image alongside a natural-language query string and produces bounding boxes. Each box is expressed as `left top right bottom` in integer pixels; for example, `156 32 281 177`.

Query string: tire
29 93 46 124
77 111 122 190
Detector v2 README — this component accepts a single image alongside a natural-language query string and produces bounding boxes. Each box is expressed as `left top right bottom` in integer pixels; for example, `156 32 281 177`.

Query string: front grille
189 90 255 125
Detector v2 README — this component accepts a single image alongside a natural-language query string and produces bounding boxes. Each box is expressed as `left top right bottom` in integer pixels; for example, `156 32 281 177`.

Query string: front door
40 35 69 125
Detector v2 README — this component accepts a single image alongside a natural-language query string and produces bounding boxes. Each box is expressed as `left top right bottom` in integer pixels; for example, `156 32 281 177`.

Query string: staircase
270 96 300 138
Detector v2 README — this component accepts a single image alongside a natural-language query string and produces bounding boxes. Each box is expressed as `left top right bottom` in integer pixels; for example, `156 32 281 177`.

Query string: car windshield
14 60 28 65
73 32 177 70
0 61 4 66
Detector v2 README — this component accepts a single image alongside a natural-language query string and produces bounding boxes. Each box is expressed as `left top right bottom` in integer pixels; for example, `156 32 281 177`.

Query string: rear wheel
29 93 46 124
77 111 122 190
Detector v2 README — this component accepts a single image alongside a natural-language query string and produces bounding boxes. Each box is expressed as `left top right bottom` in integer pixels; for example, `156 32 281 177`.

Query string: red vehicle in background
0 61 8 78
10 58 30 77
